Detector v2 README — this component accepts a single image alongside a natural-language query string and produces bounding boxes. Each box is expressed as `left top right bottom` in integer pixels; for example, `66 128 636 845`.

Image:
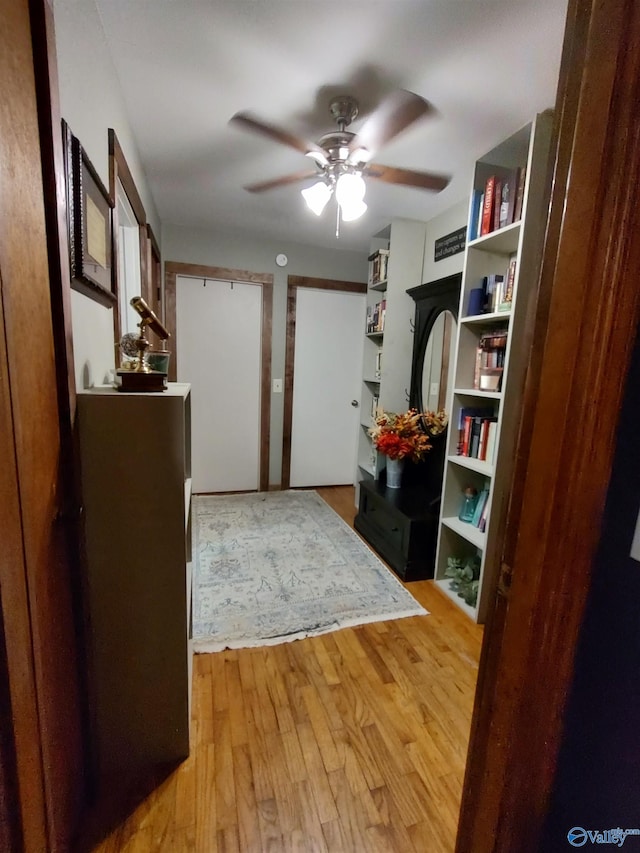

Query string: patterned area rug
192 489 428 652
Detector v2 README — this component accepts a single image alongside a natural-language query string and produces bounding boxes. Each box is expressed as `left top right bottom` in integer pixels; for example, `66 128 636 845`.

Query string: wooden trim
0 267 46 853
281 274 367 489
260 282 273 492
146 223 160 260
457 0 640 850
438 311 453 411
287 275 367 294
107 129 146 225
164 268 177 375
164 260 273 492
166 260 274 286
108 128 149 339
281 284 297 491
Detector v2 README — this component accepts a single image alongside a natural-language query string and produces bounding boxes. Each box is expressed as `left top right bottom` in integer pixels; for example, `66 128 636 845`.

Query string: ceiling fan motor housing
328 95 359 129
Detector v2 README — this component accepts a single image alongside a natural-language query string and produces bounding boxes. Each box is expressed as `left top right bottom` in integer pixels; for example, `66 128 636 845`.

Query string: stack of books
468 168 527 241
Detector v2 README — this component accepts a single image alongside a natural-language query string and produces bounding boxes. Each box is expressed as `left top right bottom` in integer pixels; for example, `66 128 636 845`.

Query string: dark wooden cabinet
354 479 440 581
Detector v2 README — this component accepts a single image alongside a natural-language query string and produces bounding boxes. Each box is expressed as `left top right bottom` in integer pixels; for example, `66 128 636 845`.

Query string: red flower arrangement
368 408 448 462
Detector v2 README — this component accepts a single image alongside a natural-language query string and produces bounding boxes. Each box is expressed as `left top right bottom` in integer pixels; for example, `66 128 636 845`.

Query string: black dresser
354 479 441 581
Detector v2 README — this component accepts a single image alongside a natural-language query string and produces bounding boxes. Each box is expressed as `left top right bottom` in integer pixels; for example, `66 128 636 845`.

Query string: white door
176 276 262 492
290 287 365 487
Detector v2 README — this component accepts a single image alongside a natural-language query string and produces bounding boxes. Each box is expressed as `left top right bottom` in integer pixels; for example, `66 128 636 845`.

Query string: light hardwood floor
80 486 483 852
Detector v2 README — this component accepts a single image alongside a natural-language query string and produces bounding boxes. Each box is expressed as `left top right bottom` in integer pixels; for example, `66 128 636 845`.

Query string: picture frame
62 120 116 307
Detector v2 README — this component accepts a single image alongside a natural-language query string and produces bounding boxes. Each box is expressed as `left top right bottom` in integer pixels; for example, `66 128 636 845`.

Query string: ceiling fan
230 90 450 226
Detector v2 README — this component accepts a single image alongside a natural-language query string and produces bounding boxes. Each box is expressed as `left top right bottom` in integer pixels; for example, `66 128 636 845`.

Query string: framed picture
63 120 116 307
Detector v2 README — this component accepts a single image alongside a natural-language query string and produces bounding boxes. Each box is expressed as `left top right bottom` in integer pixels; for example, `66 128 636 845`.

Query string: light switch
273 378 283 393
430 382 439 397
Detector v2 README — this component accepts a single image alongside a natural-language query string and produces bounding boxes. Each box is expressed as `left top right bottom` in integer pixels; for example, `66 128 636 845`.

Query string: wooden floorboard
78 486 483 852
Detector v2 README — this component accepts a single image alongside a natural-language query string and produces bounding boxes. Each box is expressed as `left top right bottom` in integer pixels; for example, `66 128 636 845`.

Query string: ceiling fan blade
244 169 320 193
348 90 434 160
230 111 328 162
366 163 450 192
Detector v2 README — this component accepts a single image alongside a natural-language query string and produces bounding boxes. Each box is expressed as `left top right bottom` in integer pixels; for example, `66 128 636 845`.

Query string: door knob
351 399 359 407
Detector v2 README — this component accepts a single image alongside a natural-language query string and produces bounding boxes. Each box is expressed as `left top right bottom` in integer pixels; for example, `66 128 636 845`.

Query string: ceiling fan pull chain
335 201 340 239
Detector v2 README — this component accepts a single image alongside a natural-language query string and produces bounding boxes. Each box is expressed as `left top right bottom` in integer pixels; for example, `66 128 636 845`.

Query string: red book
462 416 473 456
480 176 496 236
478 418 490 461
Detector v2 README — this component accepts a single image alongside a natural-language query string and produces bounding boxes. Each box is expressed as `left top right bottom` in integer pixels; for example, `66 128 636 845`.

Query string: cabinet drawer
360 491 407 554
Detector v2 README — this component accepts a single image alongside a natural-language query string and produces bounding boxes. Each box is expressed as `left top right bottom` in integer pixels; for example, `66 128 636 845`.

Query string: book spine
513 166 526 222
493 179 502 232
462 416 473 456
480 176 495 236
486 420 498 463
469 190 483 241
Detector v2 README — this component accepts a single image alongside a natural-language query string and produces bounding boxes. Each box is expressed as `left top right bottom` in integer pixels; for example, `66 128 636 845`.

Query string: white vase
385 457 404 488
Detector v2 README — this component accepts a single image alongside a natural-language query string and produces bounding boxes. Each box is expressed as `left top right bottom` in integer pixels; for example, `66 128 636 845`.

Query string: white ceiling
94 0 569 253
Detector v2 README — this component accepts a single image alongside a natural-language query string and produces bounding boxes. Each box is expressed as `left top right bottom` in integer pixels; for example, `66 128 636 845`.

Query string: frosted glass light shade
340 200 368 221
301 181 331 215
335 172 366 206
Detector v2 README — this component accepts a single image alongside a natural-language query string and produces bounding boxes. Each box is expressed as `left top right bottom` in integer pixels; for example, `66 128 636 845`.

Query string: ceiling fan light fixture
305 150 328 167
335 171 366 207
349 147 372 164
301 181 331 216
339 199 368 222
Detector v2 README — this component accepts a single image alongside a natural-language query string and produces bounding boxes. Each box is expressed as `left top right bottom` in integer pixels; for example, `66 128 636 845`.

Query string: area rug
191 489 428 652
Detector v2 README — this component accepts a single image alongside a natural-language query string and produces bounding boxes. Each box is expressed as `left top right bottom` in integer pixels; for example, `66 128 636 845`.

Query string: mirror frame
407 273 461 416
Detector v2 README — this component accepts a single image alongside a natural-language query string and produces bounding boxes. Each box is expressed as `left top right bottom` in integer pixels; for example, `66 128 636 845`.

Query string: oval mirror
419 309 457 414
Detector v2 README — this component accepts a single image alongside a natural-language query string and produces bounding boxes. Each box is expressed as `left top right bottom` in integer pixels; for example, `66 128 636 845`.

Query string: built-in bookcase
434 111 554 622
355 218 428 499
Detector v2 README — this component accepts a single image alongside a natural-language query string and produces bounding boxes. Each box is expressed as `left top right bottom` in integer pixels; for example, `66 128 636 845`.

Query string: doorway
164 261 273 493
282 275 367 489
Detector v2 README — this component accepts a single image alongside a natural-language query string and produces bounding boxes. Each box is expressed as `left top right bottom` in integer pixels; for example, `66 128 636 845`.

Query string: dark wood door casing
164 260 273 492
0 0 86 848
456 0 640 850
281 275 367 490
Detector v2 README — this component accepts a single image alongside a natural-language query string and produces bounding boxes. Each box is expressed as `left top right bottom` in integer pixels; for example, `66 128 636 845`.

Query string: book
471 488 489 527
478 493 491 532
468 190 483 241
469 417 483 457
502 169 518 226
513 166 526 222
377 298 386 332
485 420 498 463
484 273 504 312
456 407 495 455
480 176 496 236
499 258 517 310
476 192 485 238
492 178 502 232
461 415 473 456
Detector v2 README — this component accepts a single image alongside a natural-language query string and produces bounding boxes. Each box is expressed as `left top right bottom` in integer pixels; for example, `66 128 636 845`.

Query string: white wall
53 0 160 390
422 198 468 282
162 223 368 485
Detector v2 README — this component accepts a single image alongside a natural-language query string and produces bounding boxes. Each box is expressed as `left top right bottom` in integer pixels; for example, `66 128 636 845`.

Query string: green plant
444 555 481 607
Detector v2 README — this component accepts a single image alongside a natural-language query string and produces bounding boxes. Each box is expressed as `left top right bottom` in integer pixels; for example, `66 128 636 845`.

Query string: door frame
281 275 366 490
164 260 273 492
456 0 640 849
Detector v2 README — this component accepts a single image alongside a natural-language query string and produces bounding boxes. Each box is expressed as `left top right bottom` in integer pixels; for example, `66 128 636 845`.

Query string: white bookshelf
434 111 554 622
355 218 428 501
